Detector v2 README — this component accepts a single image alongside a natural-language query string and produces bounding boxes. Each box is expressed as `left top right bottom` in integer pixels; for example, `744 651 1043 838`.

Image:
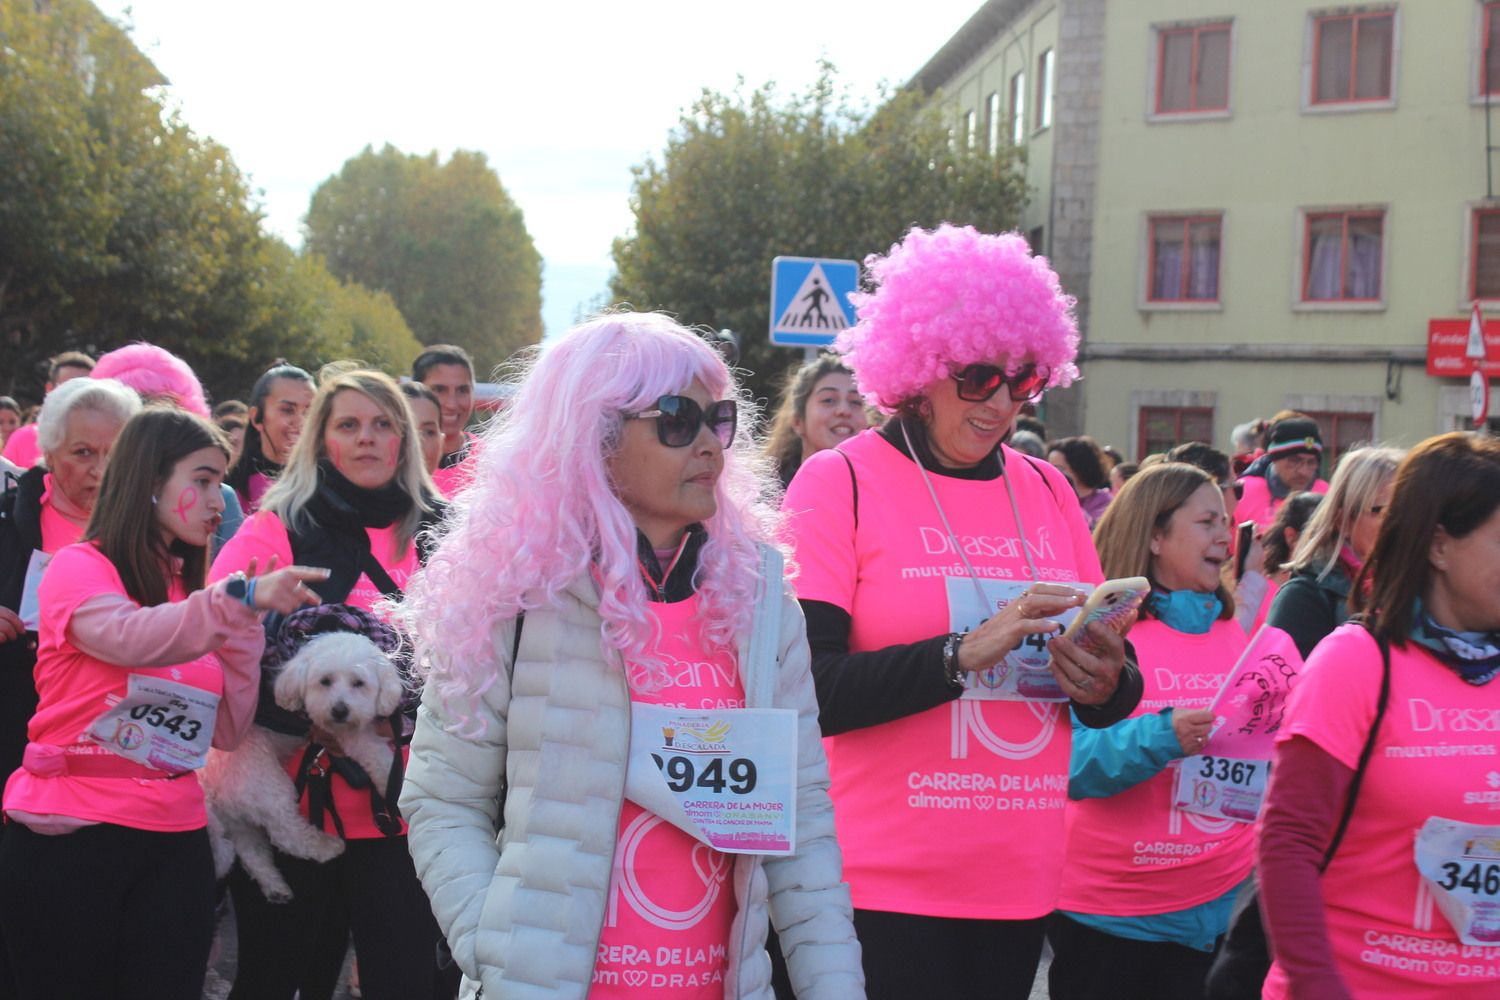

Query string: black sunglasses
951 363 1050 403
626 395 737 448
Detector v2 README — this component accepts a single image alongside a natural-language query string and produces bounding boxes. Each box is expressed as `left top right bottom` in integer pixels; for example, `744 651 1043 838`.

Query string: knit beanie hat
1264 417 1323 460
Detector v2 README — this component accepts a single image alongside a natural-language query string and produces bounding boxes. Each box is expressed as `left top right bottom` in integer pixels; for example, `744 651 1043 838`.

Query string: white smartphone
1061 576 1150 641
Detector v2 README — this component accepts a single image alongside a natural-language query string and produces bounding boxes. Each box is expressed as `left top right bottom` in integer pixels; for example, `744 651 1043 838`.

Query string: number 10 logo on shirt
950 700 1059 761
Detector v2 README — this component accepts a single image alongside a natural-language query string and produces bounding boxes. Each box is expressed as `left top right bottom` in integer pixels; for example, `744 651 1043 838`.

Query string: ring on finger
1078 675 1094 689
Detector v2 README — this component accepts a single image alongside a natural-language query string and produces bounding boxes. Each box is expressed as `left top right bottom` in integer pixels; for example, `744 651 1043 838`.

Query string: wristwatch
224 572 255 608
942 632 966 689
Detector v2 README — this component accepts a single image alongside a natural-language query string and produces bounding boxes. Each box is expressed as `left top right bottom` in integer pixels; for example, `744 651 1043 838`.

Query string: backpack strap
1320 627 1392 870
836 450 858 529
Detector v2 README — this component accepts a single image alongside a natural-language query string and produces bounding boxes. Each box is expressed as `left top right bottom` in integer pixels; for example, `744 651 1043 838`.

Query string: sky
95 0 985 340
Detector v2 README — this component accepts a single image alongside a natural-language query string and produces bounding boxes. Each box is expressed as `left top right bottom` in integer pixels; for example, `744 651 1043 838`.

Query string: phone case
1061 576 1150 640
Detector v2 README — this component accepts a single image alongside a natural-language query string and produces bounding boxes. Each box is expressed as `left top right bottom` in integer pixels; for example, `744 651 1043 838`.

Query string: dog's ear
374 655 404 717
273 648 313 712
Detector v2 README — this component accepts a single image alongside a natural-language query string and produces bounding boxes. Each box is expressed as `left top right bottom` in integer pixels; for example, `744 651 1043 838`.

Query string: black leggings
227 835 453 1000
1047 912 1219 1000
0 821 216 1000
854 908 1047 1000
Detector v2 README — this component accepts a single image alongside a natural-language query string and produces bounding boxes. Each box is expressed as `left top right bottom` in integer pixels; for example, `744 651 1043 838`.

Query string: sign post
769 257 859 350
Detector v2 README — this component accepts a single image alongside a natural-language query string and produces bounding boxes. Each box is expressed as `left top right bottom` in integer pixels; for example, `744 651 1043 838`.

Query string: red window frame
1310 11 1395 106
1484 2 1500 96
1301 210 1384 302
1302 410 1375 468
1147 215 1221 303
1154 22 1232 114
1473 208 1500 301
1138 406 1214 459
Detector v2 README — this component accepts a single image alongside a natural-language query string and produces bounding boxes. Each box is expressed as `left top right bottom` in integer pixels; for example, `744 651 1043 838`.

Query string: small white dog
203 631 405 902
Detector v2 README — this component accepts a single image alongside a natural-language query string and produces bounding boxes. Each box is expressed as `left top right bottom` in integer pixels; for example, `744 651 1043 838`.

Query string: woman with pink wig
780 225 1143 999
398 312 863 999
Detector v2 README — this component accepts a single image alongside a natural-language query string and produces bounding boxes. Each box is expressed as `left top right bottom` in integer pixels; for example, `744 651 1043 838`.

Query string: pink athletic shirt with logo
1237 476 1329 532
593 596 740 999
1058 618 1256 915
1263 624 1500 999
783 430 1101 919
4 544 224 831
210 509 418 839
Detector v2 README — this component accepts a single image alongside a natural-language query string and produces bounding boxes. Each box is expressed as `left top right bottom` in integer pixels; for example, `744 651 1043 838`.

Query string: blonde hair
1093 461 1234 620
260 368 434 549
1287 445 1403 578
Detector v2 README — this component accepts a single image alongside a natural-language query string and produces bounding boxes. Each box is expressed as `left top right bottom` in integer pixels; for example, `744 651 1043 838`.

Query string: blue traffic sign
769 256 859 347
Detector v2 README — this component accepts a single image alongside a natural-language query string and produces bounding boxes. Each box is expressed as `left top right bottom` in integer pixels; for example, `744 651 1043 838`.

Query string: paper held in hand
1172 625 1305 824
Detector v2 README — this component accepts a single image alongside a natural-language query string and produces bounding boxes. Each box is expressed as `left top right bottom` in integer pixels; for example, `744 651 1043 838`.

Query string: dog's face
272 632 403 729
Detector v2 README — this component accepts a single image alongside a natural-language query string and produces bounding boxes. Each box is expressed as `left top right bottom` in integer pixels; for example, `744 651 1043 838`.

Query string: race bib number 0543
85 673 218 773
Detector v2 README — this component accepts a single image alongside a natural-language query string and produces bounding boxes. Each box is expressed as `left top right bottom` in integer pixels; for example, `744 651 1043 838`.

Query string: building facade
915 0 1500 457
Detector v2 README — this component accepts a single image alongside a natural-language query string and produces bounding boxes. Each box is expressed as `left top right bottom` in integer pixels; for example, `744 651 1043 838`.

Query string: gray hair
1010 430 1046 458
36 377 142 457
1288 445 1405 578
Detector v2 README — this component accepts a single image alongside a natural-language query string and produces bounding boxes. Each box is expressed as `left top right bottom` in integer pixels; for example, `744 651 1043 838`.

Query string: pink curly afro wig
90 343 209 417
837 224 1079 412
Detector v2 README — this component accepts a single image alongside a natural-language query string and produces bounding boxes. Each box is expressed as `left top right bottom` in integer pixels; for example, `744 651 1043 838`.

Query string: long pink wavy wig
837 224 1080 412
398 312 782 731
90 343 210 417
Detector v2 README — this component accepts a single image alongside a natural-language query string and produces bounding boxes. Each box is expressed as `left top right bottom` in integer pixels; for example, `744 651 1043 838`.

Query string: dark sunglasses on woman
626 395 738 448
950 363 1051 403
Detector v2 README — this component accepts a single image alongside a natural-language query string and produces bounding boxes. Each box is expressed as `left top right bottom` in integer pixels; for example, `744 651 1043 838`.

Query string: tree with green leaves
611 65 1029 400
305 145 543 371
0 0 419 405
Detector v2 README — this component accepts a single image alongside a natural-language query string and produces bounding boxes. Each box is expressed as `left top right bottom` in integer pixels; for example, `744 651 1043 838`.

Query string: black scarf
226 439 282 498
309 460 414 529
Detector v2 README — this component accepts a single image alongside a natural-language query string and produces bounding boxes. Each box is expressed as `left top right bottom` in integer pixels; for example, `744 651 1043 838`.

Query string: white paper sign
85 673 219 772
946 578 1091 702
18 549 50 631
1415 816 1500 946
627 704 797 856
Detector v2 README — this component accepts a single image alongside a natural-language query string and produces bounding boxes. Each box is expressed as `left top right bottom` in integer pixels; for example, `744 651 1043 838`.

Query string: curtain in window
1354 16 1393 99
1477 214 1500 299
1197 30 1231 108
1316 19 1354 102
1153 227 1184 299
1306 218 1345 299
1188 221 1220 300
1160 32 1193 111
1347 217 1382 298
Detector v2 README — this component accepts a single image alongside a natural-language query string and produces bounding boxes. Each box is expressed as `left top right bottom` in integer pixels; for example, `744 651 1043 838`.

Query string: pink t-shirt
3 544 223 831
2 425 40 470
1238 476 1330 532
782 430 1102 919
209 509 418 839
593 596 740 999
37 476 87 555
1263 625 1500 999
1058 618 1256 915
432 433 480 499
236 470 275 514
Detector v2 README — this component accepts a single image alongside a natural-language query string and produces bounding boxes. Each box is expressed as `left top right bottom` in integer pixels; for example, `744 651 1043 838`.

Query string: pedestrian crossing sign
769 256 860 347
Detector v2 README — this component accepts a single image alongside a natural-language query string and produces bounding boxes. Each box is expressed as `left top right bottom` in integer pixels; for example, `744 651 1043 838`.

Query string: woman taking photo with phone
1258 432 1500 1000
1050 462 1255 1000
0 408 322 999
781 225 1141 999
211 367 447 1000
399 312 863 999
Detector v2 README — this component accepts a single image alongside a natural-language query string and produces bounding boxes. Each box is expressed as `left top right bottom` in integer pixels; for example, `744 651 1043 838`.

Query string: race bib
627 704 796 856
18 549 50 631
1416 817 1500 946
945 578 1090 703
85 673 219 772
1172 754 1269 823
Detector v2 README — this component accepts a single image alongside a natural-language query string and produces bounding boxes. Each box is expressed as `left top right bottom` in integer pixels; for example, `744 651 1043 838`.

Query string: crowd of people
0 224 1493 1000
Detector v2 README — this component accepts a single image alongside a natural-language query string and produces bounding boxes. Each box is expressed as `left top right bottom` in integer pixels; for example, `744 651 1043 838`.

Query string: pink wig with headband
837 224 1080 412
398 312 782 732
90 343 210 417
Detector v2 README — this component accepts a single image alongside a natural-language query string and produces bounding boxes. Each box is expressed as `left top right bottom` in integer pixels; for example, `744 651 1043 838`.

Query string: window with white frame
964 109 977 149
1311 10 1395 105
1036 49 1055 130
987 92 1002 153
1155 22 1231 114
1303 210 1384 301
1148 215 1222 302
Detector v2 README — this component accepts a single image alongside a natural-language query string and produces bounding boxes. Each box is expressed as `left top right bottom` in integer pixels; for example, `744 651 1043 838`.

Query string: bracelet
243 577 258 609
941 632 966 689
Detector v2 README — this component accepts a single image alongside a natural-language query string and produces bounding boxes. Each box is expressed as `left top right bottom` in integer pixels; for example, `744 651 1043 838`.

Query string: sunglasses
951 363 1050 403
625 395 737 448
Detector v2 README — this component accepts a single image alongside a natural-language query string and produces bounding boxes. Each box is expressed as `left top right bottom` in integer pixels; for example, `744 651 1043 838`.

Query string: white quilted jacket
401 547 864 999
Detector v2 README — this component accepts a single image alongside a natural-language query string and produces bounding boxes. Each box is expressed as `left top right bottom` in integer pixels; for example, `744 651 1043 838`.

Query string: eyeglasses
950 363 1050 403
625 395 737 449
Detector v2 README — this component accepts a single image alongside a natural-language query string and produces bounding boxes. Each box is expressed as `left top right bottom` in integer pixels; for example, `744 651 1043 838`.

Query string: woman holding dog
210 367 448 1000
399 313 864 998
0 407 323 1000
